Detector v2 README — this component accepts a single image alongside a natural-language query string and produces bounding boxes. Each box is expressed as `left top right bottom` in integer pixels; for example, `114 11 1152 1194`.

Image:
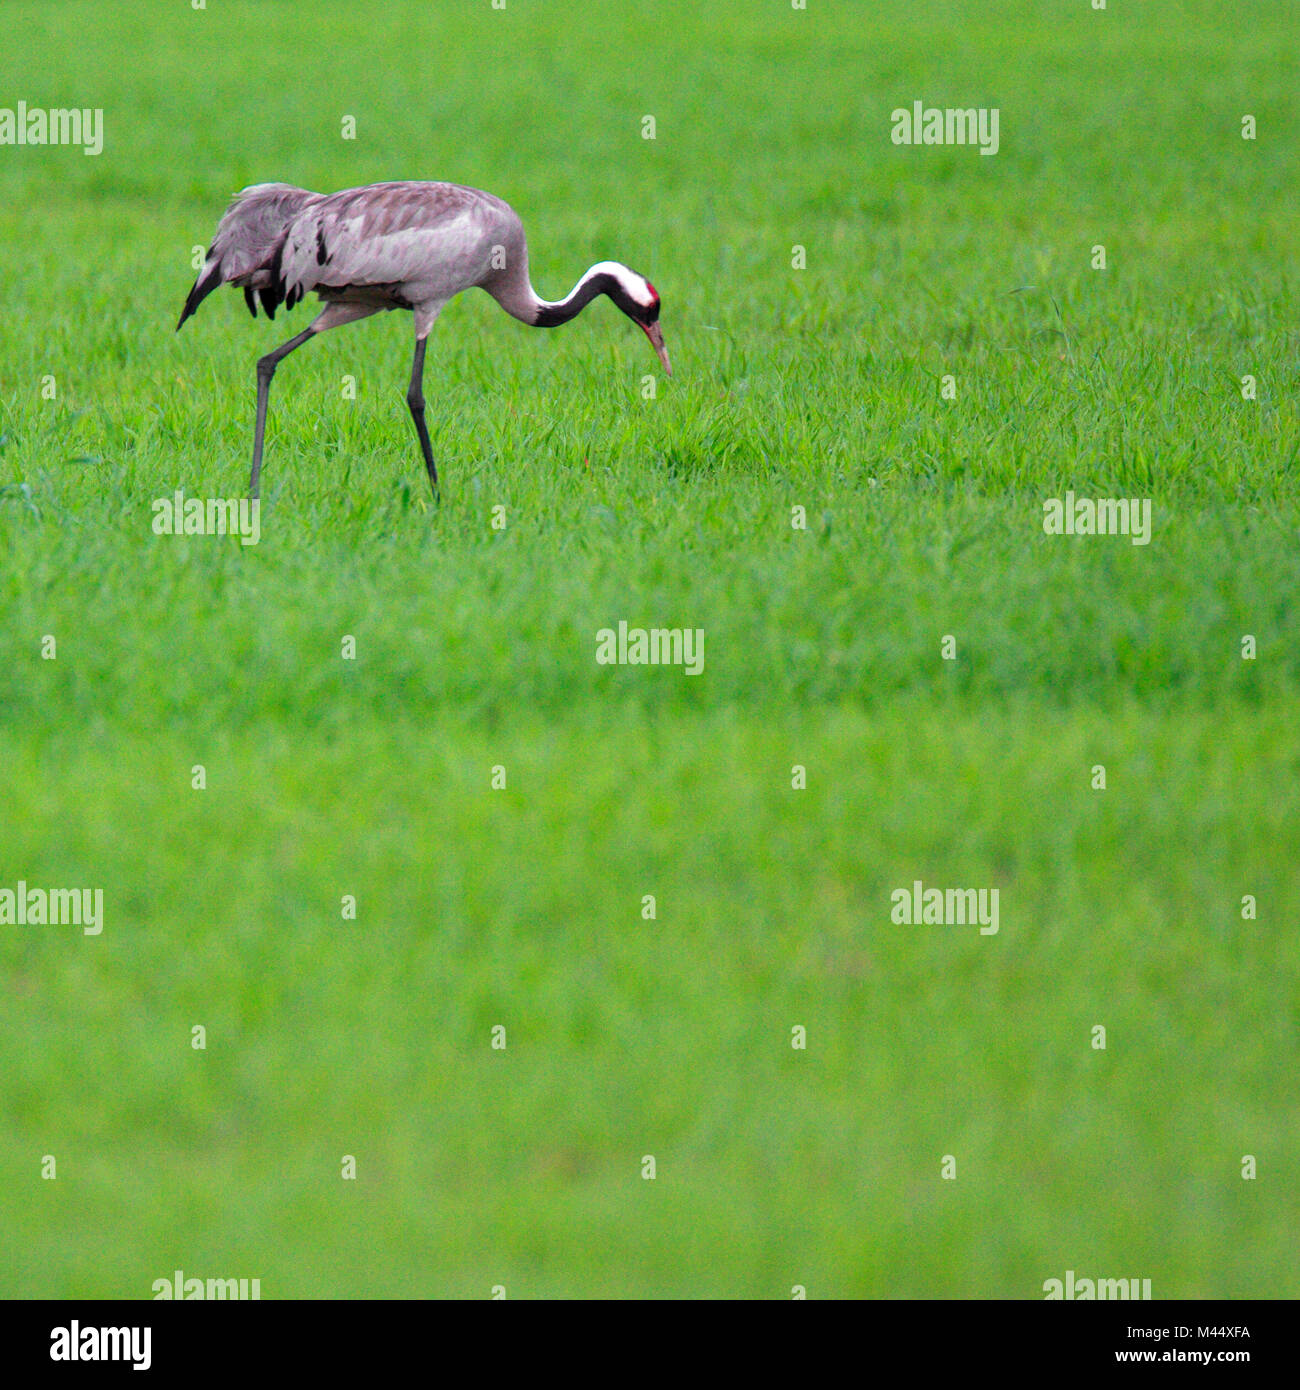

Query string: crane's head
595 262 671 376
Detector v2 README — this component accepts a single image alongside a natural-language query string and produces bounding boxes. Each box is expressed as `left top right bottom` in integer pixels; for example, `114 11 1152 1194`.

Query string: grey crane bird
177 180 671 498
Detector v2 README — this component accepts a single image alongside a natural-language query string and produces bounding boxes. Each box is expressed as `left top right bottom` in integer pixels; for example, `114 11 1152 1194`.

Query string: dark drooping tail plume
176 182 320 330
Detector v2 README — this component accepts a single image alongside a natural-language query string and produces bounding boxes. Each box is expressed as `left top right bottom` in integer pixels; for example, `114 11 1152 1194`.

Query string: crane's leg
406 333 438 499
249 302 382 499
251 326 316 499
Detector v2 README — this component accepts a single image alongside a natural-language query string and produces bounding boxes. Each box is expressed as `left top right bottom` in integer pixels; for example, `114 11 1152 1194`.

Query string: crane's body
177 180 670 498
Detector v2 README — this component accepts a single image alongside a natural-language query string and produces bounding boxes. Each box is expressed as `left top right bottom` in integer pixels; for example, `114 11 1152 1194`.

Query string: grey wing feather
177 182 320 328
274 182 516 310
209 183 321 282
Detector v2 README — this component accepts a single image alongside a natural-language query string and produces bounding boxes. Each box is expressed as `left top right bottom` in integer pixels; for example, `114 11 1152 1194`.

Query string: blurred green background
0 0 1297 1297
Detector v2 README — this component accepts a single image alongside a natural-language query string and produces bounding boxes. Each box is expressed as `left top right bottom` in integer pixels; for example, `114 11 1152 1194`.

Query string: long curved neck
485 254 631 328
530 265 621 328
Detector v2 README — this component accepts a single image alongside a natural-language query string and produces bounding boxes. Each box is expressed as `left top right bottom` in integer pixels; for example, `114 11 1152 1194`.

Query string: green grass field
2 0 1298 1299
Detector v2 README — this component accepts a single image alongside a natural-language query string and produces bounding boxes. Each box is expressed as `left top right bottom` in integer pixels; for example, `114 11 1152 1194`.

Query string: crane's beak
642 322 672 377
